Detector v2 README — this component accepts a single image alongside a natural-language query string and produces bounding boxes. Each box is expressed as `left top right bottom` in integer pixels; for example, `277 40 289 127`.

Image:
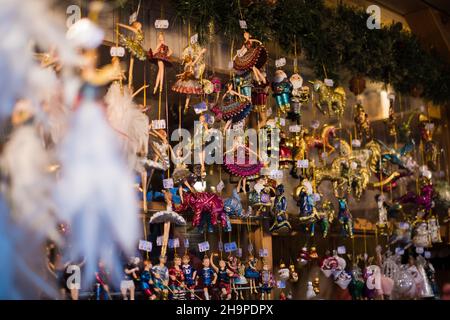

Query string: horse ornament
310 80 346 118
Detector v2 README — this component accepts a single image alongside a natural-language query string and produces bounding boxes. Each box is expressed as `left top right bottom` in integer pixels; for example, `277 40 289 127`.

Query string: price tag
352 139 361 148
324 79 334 87
313 193 321 202
224 242 238 253
129 12 138 25
151 119 166 130
277 280 286 289
139 240 152 252
275 57 286 68
239 20 247 29
184 238 189 248
193 101 208 114
416 247 424 254
110 46 125 57
337 246 346 255
395 247 404 255
236 248 243 257
425 123 435 131
198 241 210 253
168 238 180 249
156 236 163 246
289 125 301 133
218 241 224 252
216 180 225 193
270 169 283 180
154 19 169 29
259 248 269 257
190 33 198 44
424 251 431 259
297 159 309 168
266 107 273 117
248 243 254 254
163 178 174 189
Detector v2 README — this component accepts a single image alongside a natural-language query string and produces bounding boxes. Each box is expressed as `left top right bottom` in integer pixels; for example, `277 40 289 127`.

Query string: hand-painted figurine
251 72 270 129
172 44 207 112
169 256 186 300
176 191 227 233
235 70 253 98
310 80 346 117
152 255 169 300
211 82 252 130
144 128 171 171
141 260 157 300
235 259 248 299
349 263 365 300
269 184 292 233
288 73 309 124
171 147 196 202
375 194 389 235
337 197 354 238
198 256 217 300
224 188 244 217
248 177 275 215
354 103 370 141
211 253 234 300
278 262 290 281
149 32 173 94
298 247 310 266
289 263 299 283
223 135 263 194
245 255 260 295
117 21 146 89
120 257 139 300
210 75 222 104
295 178 316 219
260 262 275 300
233 31 268 84
271 70 293 113
306 281 317 299
398 173 434 219
420 119 439 171
182 254 197 300
279 131 294 169
226 255 240 299
298 200 335 238
95 260 111 300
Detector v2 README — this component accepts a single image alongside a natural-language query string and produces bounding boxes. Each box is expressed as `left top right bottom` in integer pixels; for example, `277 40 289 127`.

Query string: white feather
105 82 149 172
56 100 140 284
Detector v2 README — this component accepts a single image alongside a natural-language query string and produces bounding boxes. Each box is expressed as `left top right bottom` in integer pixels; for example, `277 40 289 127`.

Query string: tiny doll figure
245 255 260 294
420 120 439 171
198 256 217 300
337 197 354 238
289 264 299 283
235 70 253 98
271 70 293 113
223 135 263 194
233 31 268 84
95 260 111 300
182 254 197 300
172 44 207 112
152 255 169 300
260 262 275 300
226 255 240 298
211 253 234 300
288 73 309 124
210 75 222 104
145 127 171 171
375 194 389 235
149 32 173 94
117 21 146 90
141 260 157 300
269 184 292 233
251 71 270 130
171 147 196 202
306 281 316 300
120 257 139 300
194 113 212 178
211 81 252 130
169 256 186 300
354 103 371 141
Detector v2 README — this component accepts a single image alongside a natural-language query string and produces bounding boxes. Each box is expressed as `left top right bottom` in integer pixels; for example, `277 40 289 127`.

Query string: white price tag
297 159 309 168
110 46 125 57
395 247 404 255
154 19 169 29
198 241 210 253
163 178 174 189
184 238 189 248
416 247 424 254
151 119 166 130
275 117 286 126
424 251 431 259
275 57 286 68
270 169 283 180
277 280 286 289
324 79 334 87
156 236 163 246
190 33 198 44
193 101 208 114
129 12 138 25
224 242 238 253
248 243 254 253
139 240 152 252
266 107 273 117
216 180 225 193
289 125 301 133
313 193 321 202
239 20 247 29
237 248 243 257
169 238 180 249
218 241 224 251
259 248 269 257
337 246 346 254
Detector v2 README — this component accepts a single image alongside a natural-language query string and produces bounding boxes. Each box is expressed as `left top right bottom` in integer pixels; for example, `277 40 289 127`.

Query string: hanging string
293 35 298 74
219 226 223 259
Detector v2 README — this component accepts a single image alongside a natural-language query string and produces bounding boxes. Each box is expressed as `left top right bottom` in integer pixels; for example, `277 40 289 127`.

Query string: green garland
172 0 450 105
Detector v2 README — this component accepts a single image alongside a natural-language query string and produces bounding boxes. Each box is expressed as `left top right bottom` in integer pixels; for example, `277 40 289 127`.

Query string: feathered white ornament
105 82 149 172
56 100 140 285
